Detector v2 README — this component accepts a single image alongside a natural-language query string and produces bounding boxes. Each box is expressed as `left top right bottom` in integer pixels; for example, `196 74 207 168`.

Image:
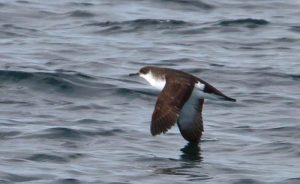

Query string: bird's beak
129 73 139 77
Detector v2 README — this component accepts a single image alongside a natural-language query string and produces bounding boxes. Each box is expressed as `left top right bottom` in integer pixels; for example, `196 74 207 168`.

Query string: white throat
140 71 166 91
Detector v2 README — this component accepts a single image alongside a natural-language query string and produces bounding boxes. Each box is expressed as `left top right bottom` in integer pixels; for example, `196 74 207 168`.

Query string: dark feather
151 76 195 136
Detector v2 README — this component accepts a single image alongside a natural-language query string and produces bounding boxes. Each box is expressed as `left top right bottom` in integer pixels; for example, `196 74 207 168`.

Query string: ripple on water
26 152 85 163
26 154 69 163
0 131 21 140
218 18 269 28
53 178 82 184
157 0 214 10
32 127 126 141
0 173 41 183
74 118 109 124
290 74 300 81
231 178 267 184
40 127 85 140
0 70 115 97
0 23 42 38
242 141 299 157
85 19 192 34
0 69 94 84
67 10 95 18
282 178 300 184
68 2 94 7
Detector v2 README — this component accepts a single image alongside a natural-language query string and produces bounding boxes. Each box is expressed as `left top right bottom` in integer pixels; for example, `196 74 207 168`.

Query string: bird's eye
140 68 147 74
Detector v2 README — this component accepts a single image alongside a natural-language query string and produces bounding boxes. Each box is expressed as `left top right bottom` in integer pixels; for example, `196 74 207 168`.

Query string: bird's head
129 66 151 77
129 66 166 90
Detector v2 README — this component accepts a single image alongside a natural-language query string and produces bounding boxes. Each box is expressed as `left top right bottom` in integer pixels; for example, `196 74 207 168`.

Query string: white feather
140 71 166 91
195 81 221 100
196 81 205 90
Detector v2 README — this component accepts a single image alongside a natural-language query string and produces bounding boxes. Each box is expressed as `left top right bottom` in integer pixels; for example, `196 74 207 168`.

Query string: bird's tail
222 95 236 102
202 82 236 102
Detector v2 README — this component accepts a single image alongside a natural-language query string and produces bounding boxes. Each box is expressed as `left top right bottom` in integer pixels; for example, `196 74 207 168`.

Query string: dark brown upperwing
151 77 195 136
197 77 236 102
177 99 204 143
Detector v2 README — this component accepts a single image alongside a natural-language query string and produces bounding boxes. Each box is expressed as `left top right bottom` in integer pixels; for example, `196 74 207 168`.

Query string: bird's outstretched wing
151 77 195 136
177 98 204 143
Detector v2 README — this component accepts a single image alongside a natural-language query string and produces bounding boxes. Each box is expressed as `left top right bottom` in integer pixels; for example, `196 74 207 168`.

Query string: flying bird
130 66 236 143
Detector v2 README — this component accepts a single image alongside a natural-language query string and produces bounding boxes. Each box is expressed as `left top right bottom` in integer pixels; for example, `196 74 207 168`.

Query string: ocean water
0 0 300 183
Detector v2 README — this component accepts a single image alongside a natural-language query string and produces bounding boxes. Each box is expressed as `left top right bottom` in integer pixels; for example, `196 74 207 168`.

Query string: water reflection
153 143 209 181
180 142 202 162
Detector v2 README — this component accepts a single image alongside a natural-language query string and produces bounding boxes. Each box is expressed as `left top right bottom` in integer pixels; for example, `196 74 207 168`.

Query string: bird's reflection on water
180 142 202 162
153 143 209 181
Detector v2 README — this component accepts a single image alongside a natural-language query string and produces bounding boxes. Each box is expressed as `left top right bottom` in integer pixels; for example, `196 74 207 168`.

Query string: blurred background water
0 0 300 183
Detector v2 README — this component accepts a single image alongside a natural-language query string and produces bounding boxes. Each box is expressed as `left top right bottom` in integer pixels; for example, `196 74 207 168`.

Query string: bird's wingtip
228 97 237 102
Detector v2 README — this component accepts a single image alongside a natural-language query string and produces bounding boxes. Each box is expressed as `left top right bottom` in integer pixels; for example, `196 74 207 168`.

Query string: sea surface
0 0 300 183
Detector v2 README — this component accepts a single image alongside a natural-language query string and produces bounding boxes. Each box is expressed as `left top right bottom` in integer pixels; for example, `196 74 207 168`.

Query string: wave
0 131 21 140
27 153 69 163
0 70 116 96
55 178 82 184
218 18 269 28
258 72 300 82
0 23 42 38
157 0 214 10
16 0 30 4
289 26 300 33
167 18 269 35
290 74 300 81
0 69 157 100
31 127 126 140
67 10 95 18
0 172 41 183
42 127 84 140
84 19 191 33
282 178 300 183
26 152 85 163
68 2 94 7
2 24 38 33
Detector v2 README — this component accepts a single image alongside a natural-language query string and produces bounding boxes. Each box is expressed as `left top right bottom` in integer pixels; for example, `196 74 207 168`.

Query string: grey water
0 0 300 183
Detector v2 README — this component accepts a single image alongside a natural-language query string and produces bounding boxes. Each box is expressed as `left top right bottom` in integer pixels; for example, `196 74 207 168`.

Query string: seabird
130 66 236 143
